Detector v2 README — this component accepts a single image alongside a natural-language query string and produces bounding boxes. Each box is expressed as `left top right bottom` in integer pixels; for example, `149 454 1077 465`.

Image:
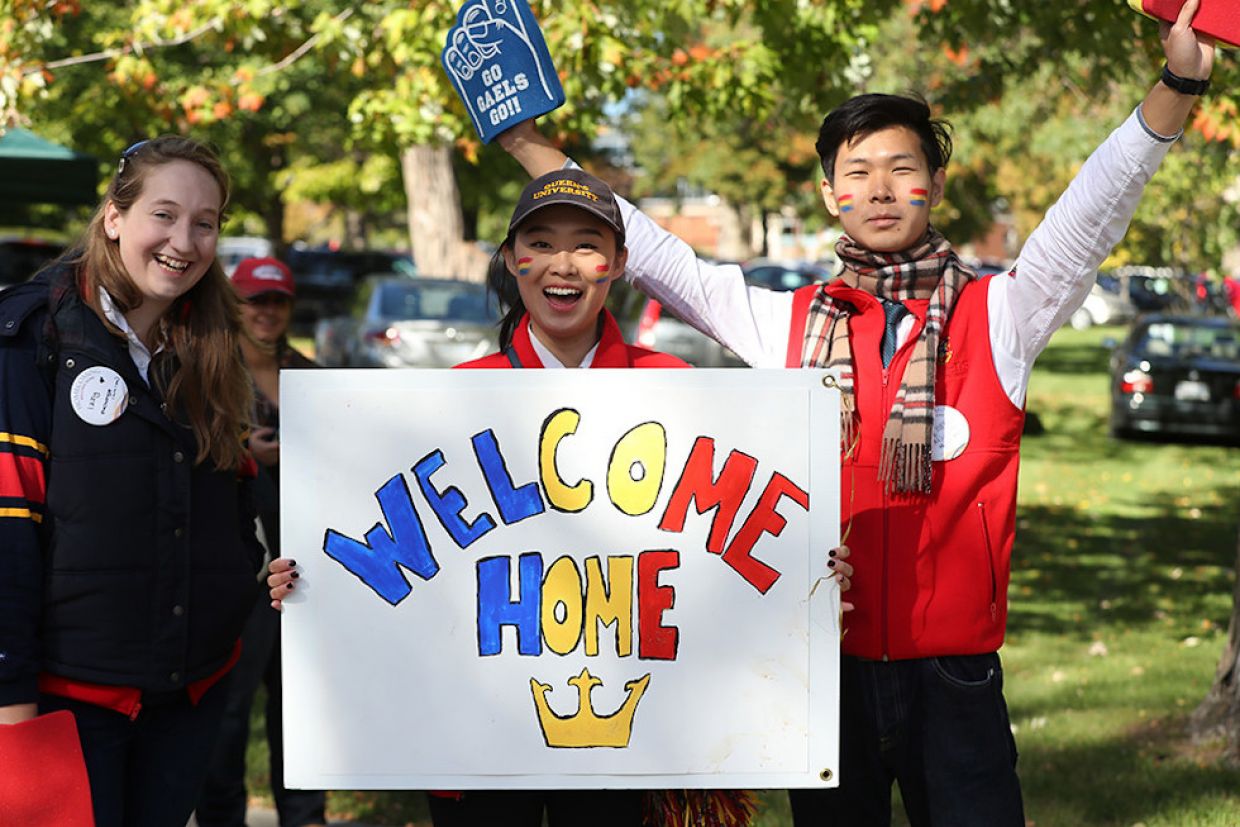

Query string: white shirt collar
528 325 598 369
98 288 164 384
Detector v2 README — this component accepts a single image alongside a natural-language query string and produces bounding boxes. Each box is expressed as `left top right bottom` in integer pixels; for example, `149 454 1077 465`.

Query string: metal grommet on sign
822 374 838 390
4 320 13 329
820 768 833 782
64 358 75 369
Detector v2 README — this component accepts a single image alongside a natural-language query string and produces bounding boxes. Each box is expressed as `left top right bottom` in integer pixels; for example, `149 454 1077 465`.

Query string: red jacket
457 310 689 370
788 276 1024 660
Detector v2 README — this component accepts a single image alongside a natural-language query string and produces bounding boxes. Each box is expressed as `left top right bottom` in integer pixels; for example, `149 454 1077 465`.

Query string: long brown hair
73 136 252 471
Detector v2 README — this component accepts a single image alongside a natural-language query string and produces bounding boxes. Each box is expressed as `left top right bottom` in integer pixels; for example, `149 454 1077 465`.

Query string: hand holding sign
1130 0 1237 49
442 0 565 144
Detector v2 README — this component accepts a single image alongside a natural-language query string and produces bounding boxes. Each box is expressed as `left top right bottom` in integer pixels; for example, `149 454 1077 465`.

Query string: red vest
788 277 1024 660
457 310 690 370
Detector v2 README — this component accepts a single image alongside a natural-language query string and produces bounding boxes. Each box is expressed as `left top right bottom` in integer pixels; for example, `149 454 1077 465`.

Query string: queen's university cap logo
531 178 601 203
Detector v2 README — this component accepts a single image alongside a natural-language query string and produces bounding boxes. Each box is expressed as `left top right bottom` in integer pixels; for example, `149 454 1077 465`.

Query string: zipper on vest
976 501 998 622
881 494 891 660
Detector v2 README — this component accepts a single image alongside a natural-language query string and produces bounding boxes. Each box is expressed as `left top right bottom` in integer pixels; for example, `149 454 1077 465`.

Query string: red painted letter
722 472 809 594
658 437 757 554
637 550 679 660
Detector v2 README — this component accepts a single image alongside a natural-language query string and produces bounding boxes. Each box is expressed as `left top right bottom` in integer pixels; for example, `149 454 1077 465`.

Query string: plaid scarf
801 228 975 495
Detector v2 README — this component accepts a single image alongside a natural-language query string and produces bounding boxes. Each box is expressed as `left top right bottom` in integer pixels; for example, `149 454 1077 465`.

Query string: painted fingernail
828 549 838 558
291 570 300 579
287 559 297 567
287 582 296 591
828 560 837 568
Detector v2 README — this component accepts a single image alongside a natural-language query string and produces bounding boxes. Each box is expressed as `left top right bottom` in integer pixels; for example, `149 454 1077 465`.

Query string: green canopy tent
0 128 98 206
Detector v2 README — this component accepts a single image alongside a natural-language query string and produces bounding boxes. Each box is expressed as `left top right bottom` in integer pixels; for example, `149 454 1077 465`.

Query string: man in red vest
495 3 1215 824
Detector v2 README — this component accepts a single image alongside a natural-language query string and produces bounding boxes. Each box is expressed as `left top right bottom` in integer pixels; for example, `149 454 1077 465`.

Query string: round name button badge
931 404 970 462
70 366 129 426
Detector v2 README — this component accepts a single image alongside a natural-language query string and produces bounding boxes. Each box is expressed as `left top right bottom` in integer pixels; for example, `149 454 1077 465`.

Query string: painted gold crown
530 668 651 748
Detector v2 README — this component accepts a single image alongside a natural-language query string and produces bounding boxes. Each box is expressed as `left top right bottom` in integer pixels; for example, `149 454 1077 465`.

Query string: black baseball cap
507 168 625 242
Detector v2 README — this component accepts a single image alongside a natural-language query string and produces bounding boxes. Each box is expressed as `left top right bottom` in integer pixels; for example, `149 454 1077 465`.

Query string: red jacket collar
509 310 634 368
824 279 930 324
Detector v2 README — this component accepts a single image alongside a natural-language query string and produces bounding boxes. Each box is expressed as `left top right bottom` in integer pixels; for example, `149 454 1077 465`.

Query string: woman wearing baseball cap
197 257 326 827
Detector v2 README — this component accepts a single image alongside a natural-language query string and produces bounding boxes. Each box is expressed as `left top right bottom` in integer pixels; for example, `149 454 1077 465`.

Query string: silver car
315 275 499 368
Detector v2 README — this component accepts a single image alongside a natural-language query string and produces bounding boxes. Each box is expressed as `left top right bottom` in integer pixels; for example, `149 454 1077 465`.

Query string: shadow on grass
1017 718 1240 827
1008 484 1239 641
1031 341 1113 375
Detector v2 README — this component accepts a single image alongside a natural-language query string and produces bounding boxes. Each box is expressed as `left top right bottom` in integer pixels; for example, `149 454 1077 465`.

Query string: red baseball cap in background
231 257 295 298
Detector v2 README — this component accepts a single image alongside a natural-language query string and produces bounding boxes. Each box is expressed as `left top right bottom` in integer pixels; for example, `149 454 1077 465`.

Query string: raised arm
1142 0 1215 136
989 0 1216 403
495 119 566 178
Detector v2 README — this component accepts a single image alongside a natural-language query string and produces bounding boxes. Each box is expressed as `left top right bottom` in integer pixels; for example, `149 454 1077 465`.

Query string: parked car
1108 314 1240 441
607 260 836 369
0 236 65 290
1068 282 1136 330
741 260 833 292
216 235 273 276
287 247 416 331
605 280 744 368
315 275 498 368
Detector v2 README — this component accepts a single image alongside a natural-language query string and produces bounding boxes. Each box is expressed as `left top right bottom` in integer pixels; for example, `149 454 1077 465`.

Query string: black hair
487 246 524 353
815 94 953 185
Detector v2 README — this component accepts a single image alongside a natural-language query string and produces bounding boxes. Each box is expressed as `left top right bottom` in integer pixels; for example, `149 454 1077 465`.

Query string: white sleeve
990 107 1178 407
613 194 794 369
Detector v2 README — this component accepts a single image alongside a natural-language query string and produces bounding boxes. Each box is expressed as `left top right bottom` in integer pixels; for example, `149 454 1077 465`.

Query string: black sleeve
0 319 52 705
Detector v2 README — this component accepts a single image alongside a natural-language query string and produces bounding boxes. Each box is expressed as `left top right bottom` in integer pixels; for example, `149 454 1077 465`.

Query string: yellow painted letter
584 556 633 657
606 422 666 516
541 556 584 655
540 408 592 512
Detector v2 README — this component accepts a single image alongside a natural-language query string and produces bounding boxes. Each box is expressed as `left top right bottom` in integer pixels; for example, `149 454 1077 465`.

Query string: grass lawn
251 324 1240 826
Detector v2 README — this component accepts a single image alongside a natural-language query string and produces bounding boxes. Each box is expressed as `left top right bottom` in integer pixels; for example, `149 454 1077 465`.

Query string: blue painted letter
323 474 438 606
414 449 496 549
472 429 545 525
477 553 544 656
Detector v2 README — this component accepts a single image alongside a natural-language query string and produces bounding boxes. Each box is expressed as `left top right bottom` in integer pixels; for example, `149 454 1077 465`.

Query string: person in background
0 136 263 827
195 256 326 827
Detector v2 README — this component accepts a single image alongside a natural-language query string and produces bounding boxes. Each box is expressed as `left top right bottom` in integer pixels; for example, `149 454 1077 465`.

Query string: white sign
281 369 840 790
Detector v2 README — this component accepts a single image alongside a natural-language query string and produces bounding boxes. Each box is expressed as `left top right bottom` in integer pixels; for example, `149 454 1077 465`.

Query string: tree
1190 522 1240 761
866 2 1240 269
6 0 902 276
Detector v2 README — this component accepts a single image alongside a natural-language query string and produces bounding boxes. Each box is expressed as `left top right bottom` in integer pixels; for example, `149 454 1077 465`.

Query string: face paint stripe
838 194 855 213
909 188 928 207
517 256 533 277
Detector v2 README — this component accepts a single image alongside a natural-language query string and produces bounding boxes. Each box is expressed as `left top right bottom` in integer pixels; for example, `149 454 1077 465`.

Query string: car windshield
1136 321 1240 360
378 281 497 323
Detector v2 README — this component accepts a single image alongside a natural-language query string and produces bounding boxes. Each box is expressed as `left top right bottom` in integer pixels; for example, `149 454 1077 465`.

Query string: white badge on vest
931 404 970 461
70 366 129 426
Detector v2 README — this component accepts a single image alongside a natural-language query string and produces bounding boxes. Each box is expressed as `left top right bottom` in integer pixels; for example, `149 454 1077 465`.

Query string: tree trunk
401 144 487 282
1189 520 1240 761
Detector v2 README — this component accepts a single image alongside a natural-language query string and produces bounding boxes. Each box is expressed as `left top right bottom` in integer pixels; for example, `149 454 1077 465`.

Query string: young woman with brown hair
0 136 264 827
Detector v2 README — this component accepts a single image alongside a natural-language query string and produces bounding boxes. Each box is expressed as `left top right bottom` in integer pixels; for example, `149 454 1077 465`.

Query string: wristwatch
1161 64 1210 96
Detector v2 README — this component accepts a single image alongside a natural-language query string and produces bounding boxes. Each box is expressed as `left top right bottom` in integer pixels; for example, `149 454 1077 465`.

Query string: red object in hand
1129 0 1240 48
0 711 94 826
